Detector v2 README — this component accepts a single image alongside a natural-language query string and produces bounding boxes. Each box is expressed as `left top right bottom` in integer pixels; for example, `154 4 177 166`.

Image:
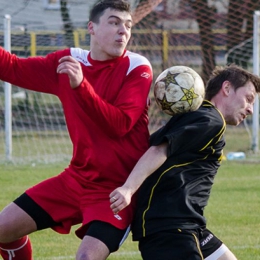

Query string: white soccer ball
154 65 205 116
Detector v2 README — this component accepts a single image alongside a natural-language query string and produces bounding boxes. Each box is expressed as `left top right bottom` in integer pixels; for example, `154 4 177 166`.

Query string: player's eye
110 21 118 25
125 23 132 30
247 95 254 104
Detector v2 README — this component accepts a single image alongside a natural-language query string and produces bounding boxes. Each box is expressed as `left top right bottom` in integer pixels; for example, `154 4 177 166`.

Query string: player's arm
110 142 167 214
0 47 66 95
72 63 152 137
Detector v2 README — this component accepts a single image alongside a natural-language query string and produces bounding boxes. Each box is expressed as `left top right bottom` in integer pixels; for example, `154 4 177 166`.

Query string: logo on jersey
114 214 122 220
76 55 89 66
141 72 150 79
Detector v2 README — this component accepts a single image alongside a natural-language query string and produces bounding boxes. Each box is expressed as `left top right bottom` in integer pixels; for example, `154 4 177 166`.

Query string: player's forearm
110 143 167 214
123 143 167 195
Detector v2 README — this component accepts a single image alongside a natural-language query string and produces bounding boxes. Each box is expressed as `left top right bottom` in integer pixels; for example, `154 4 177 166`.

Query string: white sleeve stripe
125 51 152 75
70 47 90 66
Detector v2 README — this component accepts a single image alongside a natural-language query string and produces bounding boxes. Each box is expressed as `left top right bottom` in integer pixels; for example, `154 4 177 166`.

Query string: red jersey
0 47 152 188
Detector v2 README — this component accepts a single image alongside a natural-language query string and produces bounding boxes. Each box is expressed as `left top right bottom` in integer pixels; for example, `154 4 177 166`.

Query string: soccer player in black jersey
110 64 260 260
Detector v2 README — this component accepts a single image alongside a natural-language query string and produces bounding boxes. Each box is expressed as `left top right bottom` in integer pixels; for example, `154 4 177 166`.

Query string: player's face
88 8 132 60
224 81 256 126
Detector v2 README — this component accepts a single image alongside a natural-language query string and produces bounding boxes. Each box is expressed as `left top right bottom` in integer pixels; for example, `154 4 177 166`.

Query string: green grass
1 126 260 259
1 162 260 259
204 162 260 260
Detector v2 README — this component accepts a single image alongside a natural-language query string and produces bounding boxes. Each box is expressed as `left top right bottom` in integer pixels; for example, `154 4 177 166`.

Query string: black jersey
132 100 226 240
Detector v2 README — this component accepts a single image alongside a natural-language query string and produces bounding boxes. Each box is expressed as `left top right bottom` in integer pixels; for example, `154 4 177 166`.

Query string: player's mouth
116 39 125 44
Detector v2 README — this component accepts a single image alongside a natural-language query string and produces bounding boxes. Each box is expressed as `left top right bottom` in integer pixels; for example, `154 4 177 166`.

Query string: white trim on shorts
119 225 131 247
204 244 228 260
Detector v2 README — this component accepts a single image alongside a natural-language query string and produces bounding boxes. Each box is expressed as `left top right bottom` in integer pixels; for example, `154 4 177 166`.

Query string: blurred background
0 0 259 164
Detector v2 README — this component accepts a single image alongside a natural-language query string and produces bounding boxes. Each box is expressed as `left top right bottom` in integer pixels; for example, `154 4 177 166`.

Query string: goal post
4 14 12 161
252 10 260 153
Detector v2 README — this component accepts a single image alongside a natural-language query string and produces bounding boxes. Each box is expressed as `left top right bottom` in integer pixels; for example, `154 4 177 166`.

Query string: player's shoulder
70 47 90 66
124 51 152 68
196 100 226 129
45 48 71 61
166 100 224 129
200 100 224 120
123 50 152 76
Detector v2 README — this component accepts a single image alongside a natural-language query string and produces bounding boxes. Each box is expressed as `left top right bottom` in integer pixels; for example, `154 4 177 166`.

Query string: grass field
1 126 260 259
1 161 260 259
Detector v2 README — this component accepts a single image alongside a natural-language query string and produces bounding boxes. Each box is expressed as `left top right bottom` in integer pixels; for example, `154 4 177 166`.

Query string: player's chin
113 46 125 55
227 118 241 126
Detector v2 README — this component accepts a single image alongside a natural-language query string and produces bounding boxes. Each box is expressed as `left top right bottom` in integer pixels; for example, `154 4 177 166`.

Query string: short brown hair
89 0 131 23
205 64 260 100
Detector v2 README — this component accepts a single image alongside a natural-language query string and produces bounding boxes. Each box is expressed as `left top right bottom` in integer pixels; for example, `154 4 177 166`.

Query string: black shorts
138 229 204 260
85 221 130 252
14 193 130 253
14 193 60 230
200 228 223 258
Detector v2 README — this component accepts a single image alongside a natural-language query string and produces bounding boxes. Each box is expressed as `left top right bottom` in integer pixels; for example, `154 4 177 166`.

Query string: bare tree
132 0 216 81
188 0 216 82
132 0 163 25
60 0 74 47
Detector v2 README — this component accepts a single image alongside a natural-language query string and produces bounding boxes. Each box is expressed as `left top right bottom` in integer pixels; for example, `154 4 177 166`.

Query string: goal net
0 0 260 164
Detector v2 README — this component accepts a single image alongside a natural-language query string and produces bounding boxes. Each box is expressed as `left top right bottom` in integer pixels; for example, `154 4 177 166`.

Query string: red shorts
25 169 134 239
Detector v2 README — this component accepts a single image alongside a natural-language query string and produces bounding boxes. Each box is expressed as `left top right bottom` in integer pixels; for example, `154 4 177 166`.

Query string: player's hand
57 56 83 88
109 187 132 214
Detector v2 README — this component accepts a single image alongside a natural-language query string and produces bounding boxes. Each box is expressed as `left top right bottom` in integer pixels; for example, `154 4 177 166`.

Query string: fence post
30 32 36 56
4 14 12 161
161 28 168 70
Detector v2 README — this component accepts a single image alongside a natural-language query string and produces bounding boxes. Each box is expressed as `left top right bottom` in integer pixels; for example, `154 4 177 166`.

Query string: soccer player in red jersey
110 64 260 260
0 1 153 259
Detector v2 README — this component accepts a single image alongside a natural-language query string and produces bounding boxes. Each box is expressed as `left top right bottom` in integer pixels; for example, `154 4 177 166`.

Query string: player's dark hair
205 64 260 100
89 0 131 24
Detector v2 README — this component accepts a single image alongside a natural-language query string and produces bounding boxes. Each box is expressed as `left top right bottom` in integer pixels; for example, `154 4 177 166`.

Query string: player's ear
88 21 94 35
222 80 231 96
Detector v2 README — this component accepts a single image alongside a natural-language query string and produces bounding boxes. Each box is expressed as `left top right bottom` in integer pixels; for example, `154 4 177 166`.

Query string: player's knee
76 252 88 260
76 236 110 260
76 250 103 260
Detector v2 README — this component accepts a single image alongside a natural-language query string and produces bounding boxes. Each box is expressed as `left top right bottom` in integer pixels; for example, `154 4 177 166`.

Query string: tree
132 0 163 25
188 0 216 82
60 0 74 47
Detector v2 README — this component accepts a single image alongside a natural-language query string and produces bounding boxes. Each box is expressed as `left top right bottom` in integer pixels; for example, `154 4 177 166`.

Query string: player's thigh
86 221 130 252
77 221 130 260
0 202 37 243
139 230 204 260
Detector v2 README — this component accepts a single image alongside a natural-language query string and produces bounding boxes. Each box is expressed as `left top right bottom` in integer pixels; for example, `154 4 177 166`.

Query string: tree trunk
189 0 216 82
132 0 163 25
60 0 74 47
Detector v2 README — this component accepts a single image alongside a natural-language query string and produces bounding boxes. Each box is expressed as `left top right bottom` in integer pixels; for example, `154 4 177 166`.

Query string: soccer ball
154 65 205 116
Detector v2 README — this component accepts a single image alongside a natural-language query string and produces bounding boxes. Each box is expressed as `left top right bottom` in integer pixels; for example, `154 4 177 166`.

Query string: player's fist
57 56 83 88
109 187 132 214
